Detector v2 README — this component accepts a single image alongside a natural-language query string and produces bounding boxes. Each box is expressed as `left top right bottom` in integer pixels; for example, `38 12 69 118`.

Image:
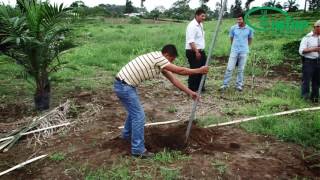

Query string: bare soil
0 76 319 179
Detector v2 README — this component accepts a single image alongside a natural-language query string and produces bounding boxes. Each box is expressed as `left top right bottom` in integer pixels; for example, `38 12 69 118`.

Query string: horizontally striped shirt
116 51 170 86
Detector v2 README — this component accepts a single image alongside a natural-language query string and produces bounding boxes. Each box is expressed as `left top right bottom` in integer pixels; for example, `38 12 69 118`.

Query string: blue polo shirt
229 24 254 53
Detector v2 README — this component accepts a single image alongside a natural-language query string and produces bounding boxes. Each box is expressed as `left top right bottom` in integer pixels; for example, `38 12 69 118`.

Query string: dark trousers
301 58 320 100
186 50 207 92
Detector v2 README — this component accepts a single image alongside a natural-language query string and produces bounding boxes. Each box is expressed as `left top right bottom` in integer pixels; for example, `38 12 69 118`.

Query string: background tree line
68 0 320 20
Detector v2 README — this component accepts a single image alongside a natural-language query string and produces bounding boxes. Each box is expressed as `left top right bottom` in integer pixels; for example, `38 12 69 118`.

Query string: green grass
84 150 189 180
0 15 315 101
242 112 320 149
167 105 178 113
211 160 228 175
153 149 190 164
238 83 309 116
49 152 66 162
1 15 319 151
85 166 131 180
199 82 320 150
160 166 181 180
237 83 320 149
197 115 230 127
84 159 131 180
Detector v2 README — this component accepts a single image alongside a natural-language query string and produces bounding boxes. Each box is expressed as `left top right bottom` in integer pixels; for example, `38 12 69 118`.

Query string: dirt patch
105 123 240 154
104 123 319 178
0 83 319 179
213 56 301 82
269 62 300 82
0 103 32 123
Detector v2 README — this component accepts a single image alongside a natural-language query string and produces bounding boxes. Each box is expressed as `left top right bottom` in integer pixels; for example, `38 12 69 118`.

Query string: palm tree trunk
34 73 51 111
304 0 307 12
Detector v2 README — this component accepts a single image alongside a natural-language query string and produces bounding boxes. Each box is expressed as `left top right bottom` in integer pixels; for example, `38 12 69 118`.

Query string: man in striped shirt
114 44 209 158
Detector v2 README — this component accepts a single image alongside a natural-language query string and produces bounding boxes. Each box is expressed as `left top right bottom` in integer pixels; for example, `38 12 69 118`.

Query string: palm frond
40 2 71 32
1 0 72 82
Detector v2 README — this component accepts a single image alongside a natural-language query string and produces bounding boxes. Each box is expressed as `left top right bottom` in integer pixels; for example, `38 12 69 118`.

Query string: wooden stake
0 155 47 176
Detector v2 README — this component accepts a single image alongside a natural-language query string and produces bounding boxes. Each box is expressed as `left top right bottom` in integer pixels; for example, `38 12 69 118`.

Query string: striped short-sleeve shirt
116 51 170 86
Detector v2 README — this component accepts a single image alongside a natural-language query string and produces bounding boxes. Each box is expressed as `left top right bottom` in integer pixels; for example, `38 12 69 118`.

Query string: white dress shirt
299 31 320 59
185 18 205 50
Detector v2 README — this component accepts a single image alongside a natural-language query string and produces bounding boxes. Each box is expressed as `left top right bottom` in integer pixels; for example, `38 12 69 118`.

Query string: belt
303 57 320 63
115 77 135 87
186 49 204 52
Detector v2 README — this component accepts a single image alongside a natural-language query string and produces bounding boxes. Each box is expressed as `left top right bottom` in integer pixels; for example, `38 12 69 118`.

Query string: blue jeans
113 80 145 155
223 52 248 88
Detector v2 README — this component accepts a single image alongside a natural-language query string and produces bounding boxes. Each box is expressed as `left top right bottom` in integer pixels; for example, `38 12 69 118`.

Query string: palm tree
0 0 71 111
140 0 146 8
245 0 255 10
200 0 210 6
303 0 308 12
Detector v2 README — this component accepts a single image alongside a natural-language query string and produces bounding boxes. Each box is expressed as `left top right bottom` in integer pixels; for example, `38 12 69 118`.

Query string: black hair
237 13 245 19
195 8 206 16
162 44 178 57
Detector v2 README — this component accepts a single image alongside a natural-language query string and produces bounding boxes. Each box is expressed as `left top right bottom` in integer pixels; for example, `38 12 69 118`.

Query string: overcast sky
0 0 306 11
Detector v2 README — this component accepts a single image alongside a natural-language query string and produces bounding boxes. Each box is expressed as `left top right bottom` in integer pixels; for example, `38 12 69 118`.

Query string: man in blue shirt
220 13 254 92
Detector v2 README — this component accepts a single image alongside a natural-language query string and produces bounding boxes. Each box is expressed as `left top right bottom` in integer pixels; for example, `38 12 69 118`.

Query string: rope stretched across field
117 106 320 129
205 106 320 128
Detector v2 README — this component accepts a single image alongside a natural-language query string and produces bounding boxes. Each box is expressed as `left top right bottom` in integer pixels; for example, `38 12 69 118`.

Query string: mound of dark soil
104 124 240 155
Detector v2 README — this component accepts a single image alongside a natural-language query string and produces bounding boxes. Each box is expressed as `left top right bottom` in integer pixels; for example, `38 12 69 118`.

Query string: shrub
129 16 141 24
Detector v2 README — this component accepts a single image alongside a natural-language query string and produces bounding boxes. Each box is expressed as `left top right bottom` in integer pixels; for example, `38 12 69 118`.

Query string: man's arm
229 26 234 44
299 37 320 54
162 70 199 100
248 28 253 45
190 42 202 60
303 47 320 53
163 63 208 76
248 38 252 45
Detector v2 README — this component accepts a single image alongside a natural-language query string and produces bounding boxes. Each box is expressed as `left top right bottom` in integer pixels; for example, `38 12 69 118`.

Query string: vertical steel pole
185 0 228 142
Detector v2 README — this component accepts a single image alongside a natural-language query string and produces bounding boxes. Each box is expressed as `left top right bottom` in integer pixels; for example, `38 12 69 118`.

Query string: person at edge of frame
299 19 320 103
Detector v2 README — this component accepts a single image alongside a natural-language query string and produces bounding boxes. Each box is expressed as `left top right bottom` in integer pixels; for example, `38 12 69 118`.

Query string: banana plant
0 0 72 111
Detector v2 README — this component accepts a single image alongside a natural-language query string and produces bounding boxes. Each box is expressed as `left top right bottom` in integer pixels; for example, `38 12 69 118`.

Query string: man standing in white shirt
299 20 320 103
185 9 207 92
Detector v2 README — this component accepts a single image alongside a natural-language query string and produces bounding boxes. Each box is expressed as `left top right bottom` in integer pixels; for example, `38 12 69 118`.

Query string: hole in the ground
104 123 241 155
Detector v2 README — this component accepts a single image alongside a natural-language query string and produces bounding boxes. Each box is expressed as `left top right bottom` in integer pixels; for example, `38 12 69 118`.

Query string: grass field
0 14 320 149
0 13 320 180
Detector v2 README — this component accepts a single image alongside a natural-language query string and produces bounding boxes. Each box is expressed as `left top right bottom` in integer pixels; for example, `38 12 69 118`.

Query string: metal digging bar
185 0 228 142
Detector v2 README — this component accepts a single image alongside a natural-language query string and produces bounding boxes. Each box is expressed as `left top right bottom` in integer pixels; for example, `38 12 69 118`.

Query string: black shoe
120 135 130 142
301 96 309 101
219 85 227 92
132 151 155 159
311 98 319 103
236 86 243 92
